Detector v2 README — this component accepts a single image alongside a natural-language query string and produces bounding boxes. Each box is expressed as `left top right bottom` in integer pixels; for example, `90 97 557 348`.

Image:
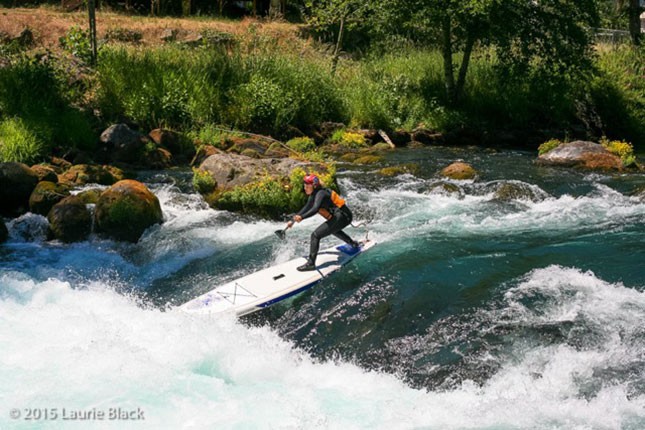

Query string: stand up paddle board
181 239 376 317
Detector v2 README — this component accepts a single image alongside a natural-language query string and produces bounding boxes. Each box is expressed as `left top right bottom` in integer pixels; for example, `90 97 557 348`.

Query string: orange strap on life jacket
317 191 346 220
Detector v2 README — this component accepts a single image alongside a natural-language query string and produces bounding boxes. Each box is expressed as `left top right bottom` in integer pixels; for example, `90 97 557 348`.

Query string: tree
303 0 371 74
628 0 642 45
363 1 599 104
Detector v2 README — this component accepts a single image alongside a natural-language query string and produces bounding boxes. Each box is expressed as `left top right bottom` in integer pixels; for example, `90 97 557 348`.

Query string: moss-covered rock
75 188 102 205
536 140 623 170
354 155 383 165
29 181 71 216
493 182 542 202
59 164 126 186
47 195 92 243
0 162 39 217
427 181 462 196
440 161 477 180
196 152 335 219
265 142 290 158
95 179 163 243
378 163 420 177
30 164 59 183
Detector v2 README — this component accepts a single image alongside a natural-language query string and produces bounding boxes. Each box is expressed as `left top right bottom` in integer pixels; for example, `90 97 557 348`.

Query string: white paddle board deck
181 240 376 317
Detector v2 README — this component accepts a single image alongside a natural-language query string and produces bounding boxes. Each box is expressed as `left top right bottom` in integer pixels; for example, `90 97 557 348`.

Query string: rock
145 147 174 169
29 181 71 216
227 138 267 156
148 128 189 157
427 181 463 196
0 218 7 243
191 145 222 167
390 130 411 146
0 162 39 217
370 142 395 152
75 188 102 205
319 122 346 139
160 29 178 42
378 163 420 177
412 128 444 145
99 124 148 164
354 155 383 165
30 164 59 183
49 157 72 173
95 180 163 243
493 182 544 202
440 161 477 180
47 195 92 243
198 152 319 191
58 164 125 186
536 140 623 170
264 142 290 158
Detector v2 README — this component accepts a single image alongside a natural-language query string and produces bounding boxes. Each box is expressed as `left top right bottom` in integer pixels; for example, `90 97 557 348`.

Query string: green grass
0 117 45 164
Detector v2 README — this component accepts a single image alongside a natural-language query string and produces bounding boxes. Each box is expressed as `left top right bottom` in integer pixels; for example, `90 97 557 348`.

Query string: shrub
600 137 636 166
538 138 563 155
0 117 45 164
286 136 316 153
334 131 368 148
192 168 217 194
59 26 93 63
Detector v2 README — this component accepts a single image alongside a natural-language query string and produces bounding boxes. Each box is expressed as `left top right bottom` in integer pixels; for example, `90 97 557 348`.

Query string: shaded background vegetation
0 2 643 164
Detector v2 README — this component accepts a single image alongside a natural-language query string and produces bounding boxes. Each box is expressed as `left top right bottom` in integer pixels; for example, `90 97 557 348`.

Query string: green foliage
331 130 367 148
0 117 45 164
188 125 244 149
286 136 316 153
0 54 95 153
600 136 636 166
59 26 93 63
538 139 564 155
192 168 217 194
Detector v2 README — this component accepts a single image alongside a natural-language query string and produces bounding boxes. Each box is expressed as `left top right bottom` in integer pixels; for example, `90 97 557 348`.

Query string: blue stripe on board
257 278 323 308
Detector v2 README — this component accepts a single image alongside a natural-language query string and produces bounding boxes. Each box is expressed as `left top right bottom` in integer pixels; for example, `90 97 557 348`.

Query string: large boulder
536 140 623 170
99 124 148 164
0 162 39 217
440 161 477 180
95 180 163 243
58 164 125 186
149 128 195 162
198 152 319 191
29 181 71 216
47 195 92 243
196 152 329 218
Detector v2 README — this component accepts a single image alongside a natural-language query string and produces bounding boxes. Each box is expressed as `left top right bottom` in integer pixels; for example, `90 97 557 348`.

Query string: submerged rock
47 195 92 243
95 179 163 243
0 162 39 217
536 140 623 170
493 182 545 202
440 161 477 180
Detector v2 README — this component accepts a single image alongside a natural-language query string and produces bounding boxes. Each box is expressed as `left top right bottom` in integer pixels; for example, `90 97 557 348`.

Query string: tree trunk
455 32 476 103
331 14 345 76
628 0 641 46
441 15 456 104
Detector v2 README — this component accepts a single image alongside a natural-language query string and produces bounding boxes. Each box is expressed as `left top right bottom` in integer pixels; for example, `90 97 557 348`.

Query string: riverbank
1 6 644 169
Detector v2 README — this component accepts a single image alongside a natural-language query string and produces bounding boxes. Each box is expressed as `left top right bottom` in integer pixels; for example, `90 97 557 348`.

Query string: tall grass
96 44 344 136
0 54 95 162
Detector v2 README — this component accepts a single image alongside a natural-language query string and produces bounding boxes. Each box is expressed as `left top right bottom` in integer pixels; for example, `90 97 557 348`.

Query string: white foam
0 271 643 429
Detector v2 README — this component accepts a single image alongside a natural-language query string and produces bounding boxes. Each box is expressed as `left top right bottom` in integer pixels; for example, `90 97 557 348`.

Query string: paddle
275 220 294 240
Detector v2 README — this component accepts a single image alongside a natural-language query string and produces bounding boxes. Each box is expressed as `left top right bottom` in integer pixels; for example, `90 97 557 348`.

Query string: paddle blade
275 229 286 240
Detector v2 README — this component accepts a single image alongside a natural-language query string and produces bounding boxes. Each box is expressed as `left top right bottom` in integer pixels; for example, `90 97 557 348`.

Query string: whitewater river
1 146 644 429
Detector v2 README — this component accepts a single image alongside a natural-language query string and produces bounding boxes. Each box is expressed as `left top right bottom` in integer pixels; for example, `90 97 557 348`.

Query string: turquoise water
1 147 644 429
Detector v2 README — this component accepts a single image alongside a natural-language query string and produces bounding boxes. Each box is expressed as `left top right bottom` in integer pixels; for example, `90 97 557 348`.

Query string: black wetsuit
295 187 357 264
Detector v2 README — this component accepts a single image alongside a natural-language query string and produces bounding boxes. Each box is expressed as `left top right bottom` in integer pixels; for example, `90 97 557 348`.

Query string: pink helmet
303 174 320 187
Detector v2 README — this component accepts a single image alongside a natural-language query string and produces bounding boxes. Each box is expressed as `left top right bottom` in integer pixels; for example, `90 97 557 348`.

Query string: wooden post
87 0 97 65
